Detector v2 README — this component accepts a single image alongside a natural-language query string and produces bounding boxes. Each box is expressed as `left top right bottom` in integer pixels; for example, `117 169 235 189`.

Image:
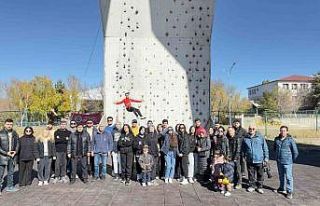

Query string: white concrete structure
100 0 215 125
248 75 314 102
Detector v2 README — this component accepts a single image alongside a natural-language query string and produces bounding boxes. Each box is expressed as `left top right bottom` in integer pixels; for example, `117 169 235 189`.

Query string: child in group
211 150 234 196
138 145 154 187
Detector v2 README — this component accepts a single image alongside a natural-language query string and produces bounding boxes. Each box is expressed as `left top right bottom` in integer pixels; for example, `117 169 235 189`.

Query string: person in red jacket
114 92 145 119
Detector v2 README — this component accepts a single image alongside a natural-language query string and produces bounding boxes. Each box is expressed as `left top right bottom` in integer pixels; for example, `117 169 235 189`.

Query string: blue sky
0 0 319 97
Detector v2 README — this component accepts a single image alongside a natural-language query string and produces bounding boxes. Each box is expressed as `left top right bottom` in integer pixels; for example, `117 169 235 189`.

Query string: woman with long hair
161 126 178 184
189 126 197 182
36 124 56 186
118 124 134 186
18 127 39 187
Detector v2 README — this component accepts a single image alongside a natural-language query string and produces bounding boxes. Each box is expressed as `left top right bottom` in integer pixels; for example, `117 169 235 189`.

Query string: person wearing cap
131 119 140 137
53 120 71 184
232 119 247 177
114 92 146 119
195 127 211 182
242 124 269 194
138 145 154 186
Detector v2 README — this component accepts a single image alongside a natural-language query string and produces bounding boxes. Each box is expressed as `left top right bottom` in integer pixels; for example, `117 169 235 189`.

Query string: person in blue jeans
161 127 179 184
273 125 299 199
92 125 113 180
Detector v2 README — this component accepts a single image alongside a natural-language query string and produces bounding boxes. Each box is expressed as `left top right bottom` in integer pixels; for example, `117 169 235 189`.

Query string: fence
211 110 320 138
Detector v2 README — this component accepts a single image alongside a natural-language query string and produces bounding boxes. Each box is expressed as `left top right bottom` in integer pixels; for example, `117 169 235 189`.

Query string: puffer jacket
133 135 150 155
37 140 56 158
178 132 190 156
273 135 299 164
196 137 211 158
242 133 269 164
67 131 91 156
227 135 241 161
146 132 159 157
212 135 229 158
0 129 19 165
118 133 134 154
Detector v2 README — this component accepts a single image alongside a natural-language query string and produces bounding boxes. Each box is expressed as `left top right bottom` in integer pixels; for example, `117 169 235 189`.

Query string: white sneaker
38 181 43 186
180 178 189 185
43 181 49 186
52 178 59 184
247 187 255 193
142 183 146 187
76 175 79 179
224 191 231 197
169 178 173 184
165 178 169 184
220 190 225 194
62 176 69 184
256 188 264 194
147 182 152 186
188 178 195 184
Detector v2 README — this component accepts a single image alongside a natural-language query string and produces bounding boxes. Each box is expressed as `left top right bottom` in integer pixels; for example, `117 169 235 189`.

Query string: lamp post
227 62 236 126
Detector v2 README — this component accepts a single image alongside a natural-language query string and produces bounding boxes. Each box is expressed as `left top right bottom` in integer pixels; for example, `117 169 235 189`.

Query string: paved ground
0 159 319 206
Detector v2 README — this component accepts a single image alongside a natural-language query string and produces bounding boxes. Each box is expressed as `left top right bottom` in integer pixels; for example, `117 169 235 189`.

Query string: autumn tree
309 72 320 108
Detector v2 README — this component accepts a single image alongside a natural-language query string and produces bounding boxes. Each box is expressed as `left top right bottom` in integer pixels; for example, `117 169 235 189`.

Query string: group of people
0 117 299 199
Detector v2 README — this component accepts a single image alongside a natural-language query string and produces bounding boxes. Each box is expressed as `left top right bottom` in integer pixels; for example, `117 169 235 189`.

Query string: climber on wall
114 92 146 119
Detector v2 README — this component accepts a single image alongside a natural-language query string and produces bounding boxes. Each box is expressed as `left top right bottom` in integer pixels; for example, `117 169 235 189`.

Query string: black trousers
120 152 133 180
175 155 189 178
87 156 94 176
71 156 88 180
247 162 264 188
234 160 242 185
126 107 142 117
19 160 34 186
55 152 67 178
159 153 166 178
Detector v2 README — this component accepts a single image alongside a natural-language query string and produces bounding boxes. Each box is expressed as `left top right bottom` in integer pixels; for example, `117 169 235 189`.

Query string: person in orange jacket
114 92 145 119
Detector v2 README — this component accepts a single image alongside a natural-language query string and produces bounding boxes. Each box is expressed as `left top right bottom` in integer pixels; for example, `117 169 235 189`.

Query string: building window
300 84 308 90
292 84 298 90
283 84 289 89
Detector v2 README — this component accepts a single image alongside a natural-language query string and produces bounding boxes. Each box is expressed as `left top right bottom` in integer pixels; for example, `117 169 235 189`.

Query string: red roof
279 75 313 82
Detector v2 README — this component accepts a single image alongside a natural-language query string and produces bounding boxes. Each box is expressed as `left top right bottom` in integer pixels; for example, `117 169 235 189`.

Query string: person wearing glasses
0 119 20 194
18 127 39 187
85 119 98 178
212 126 229 158
53 120 71 184
161 126 179 184
177 124 190 185
242 125 269 194
69 120 77 133
105 116 115 135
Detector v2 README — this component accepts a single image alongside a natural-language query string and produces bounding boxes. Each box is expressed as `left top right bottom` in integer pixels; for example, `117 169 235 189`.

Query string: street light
227 62 236 126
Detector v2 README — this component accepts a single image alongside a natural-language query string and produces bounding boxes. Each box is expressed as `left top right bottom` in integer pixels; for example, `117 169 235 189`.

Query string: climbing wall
100 0 215 125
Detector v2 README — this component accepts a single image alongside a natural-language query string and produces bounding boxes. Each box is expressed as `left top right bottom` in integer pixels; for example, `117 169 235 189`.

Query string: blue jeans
94 153 108 177
165 151 176 179
0 158 15 188
142 171 151 184
277 163 293 193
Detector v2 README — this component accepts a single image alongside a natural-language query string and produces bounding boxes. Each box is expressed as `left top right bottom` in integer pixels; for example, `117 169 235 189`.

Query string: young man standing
85 119 98 178
0 119 19 194
54 120 71 183
233 119 247 177
242 125 269 194
274 126 299 199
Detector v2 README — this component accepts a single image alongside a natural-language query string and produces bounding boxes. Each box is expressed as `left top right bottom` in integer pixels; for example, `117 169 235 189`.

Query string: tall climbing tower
100 0 215 125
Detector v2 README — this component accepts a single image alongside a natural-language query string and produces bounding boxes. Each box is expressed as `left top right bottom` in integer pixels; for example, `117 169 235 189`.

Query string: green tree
258 89 278 112
310 72 320 108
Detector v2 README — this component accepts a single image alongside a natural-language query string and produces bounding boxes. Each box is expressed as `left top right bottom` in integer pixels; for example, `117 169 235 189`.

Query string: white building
100 0 215 125
248 75 314 103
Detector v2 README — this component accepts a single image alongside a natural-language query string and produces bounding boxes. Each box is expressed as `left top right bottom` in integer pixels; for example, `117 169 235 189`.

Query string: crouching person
36 128 56 186
217 159 234 197
274 126 299 199
138 145 154 187
92 125 113 181
68 124 91 184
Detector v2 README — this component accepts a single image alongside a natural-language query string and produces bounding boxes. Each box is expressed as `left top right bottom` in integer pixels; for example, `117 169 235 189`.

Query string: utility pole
227 62 236 126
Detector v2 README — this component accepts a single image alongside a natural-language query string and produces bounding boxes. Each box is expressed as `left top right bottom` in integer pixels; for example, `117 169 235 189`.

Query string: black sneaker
286 192 293 199
125 180 131 186
83 179 89 184
70 180 76 185
101 176 106 180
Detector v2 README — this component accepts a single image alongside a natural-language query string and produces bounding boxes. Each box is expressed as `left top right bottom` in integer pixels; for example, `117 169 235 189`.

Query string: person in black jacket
226 127 242 189
67 124 91 184
118 124 134 186
36 126 57 186
188 126 196 183
133 126 150 182
18 127 39 187
0 119 19 193
233 119 247 177
177 124 190 185
146 125 160 185
54 121 71 183
212 126 230 158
